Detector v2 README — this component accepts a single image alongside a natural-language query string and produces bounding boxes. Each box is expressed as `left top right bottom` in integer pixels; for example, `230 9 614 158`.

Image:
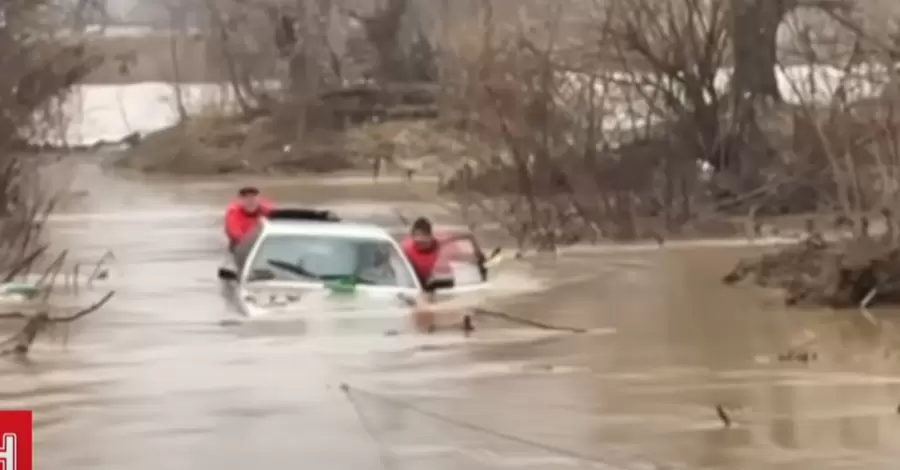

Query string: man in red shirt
401 217 442 287
401 216 493 289
224 186 272 249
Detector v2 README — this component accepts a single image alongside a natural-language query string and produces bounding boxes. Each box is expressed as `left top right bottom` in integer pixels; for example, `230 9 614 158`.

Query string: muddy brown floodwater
5 153 900 469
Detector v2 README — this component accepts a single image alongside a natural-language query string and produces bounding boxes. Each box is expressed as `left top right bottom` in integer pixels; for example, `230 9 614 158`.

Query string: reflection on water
5 155 900 469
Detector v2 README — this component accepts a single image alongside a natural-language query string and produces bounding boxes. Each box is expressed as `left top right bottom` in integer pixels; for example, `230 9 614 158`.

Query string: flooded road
8 154 900 469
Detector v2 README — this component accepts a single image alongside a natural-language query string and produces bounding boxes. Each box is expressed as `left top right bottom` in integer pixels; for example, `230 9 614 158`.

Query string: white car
217 209 493 317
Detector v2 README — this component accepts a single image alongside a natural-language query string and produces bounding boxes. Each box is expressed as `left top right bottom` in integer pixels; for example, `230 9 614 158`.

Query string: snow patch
44 82 243 147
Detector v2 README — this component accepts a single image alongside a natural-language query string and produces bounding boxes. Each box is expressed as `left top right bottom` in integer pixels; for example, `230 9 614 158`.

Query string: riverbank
112 111 459 176
44 55 885 176
42 80 448 175
110 114 363 174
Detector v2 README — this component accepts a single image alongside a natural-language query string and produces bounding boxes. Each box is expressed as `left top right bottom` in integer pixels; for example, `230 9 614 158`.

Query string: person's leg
409 291 475 335
410 291 438 333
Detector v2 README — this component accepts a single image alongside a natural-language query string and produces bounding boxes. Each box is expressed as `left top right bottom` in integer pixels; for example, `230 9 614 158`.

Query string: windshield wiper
266 260 375 285
318 274 375 285
267 259 321 280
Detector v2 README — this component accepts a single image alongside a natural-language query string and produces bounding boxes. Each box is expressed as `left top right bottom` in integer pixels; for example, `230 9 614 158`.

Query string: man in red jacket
401 217 490 289
401 217 441 286
225 186 272 249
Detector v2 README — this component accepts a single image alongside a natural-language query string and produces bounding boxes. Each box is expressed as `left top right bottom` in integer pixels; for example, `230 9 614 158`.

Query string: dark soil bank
722 213 900 308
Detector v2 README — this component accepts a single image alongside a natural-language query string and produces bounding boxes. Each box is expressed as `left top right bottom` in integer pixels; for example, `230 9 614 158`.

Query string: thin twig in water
2 244 48 283
35 250 67 284
87 250 115 286
37 250 68 302
396 294 587 333
715 405 732 428
55 290 116 323
860 287 878 325
392 208 409 227
340 383 642 468
72 263 80 294
339 384 396 469
473 308 587 333
0 291 115 356
0 290 115 322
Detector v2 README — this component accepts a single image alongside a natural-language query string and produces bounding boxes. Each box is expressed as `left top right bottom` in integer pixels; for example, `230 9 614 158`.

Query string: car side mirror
217 268 238 281
423 277 454 293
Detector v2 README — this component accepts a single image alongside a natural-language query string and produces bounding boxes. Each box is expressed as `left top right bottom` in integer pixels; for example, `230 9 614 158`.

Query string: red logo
0 411 32 470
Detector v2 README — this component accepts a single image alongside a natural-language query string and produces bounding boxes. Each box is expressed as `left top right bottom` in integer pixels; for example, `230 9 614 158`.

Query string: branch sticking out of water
0 290 115 356
473 308 588 334
715 405 732 428
2 245 49 283
340 382 645 468
860 288 878 325
397 293 588 334
392 208 410 227
87 250 115 287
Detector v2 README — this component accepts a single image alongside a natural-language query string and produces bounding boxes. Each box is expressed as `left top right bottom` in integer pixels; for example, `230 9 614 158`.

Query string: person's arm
259 200 274 216
437 233 486 262
437 233 489 281
441 233 471 244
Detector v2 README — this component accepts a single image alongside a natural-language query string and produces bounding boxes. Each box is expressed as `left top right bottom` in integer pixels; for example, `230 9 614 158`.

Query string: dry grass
114 115 279 173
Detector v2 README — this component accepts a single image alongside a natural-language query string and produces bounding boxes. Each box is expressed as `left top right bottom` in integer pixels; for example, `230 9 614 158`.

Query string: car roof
260 219 397 241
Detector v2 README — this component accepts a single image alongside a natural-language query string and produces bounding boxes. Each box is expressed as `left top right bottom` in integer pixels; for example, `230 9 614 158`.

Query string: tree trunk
203 1 252 115
288 0 334 139
731 0 795 101
167 9 189 122
361 0 409 82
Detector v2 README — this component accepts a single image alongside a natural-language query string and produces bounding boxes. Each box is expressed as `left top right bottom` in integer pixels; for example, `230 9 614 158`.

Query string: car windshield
244 233 417 288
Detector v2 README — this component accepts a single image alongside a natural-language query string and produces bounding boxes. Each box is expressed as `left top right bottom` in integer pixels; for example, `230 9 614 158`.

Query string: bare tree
164 0 191 121
0 0 114 353
429 0 900 251
731 0 853 101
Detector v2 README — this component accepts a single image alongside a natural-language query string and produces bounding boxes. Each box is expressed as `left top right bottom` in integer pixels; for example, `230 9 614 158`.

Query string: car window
244 234 417 288
432 235 486 286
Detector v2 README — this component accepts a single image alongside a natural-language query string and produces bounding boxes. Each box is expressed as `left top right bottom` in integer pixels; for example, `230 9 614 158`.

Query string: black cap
238 186 260 196
411 217 432 234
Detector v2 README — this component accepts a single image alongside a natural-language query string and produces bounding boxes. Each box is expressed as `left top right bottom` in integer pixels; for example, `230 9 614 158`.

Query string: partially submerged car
217 208 494 317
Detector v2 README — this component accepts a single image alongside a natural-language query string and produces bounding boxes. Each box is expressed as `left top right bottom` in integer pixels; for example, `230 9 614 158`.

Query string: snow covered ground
42 63 889 148
43 82 243 147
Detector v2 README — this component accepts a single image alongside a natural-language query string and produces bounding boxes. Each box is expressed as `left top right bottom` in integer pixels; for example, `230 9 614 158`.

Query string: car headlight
243 292 302 307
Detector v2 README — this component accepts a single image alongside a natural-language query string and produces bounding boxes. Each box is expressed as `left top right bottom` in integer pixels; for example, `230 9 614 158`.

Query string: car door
430 234 489 296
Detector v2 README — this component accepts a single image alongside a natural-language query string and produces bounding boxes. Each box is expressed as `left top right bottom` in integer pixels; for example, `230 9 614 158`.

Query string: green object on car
326 277 357 294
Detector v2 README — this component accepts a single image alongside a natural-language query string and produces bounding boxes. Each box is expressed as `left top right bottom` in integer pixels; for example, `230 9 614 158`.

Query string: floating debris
777 350 818 363
715 404 732 428
461 315 475 336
